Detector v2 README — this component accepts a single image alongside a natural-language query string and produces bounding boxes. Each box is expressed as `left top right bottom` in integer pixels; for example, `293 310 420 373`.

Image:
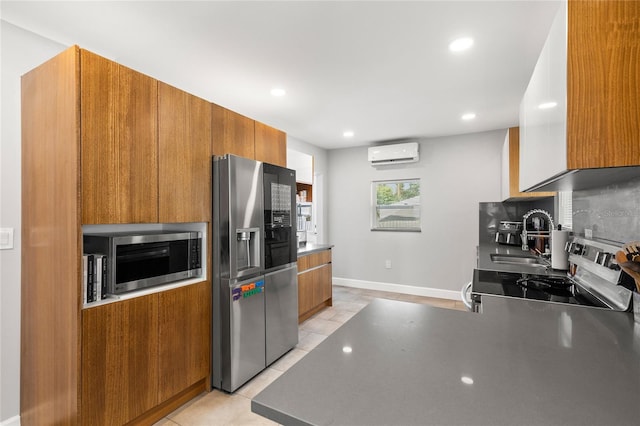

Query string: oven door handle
461 281 473 311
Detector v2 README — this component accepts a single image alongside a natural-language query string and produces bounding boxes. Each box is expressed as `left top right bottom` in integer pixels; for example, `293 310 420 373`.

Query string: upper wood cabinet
212 103 255 159
212 103 287 166
501 127 554 201
519 0 640 192
81 49 159 224
255 121 287 167
158 83 212 223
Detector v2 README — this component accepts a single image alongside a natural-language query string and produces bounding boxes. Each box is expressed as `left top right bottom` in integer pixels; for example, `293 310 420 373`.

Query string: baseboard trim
332 277 460 300
0 415 20 426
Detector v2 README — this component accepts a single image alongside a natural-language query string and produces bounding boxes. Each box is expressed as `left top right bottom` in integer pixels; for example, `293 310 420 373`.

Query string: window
371 179 421 231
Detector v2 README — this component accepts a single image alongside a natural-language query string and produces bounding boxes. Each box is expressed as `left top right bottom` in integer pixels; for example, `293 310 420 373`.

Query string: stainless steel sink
490 253 547 267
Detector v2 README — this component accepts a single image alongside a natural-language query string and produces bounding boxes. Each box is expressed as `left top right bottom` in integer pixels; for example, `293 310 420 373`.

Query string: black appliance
263 162 297 270
466 236 634 313
83 231 202 295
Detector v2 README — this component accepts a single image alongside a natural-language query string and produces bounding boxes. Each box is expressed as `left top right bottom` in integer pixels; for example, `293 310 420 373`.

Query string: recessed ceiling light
270 88 286 97
449 37 474 52
538 101 557 110
461 376 474 385
461 113 476 121
343 131 355 138
342 346 353 354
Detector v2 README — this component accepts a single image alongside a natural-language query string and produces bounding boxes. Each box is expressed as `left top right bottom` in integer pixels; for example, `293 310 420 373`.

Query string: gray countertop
252 297 640 425
477 242 567 276
297 243 333 257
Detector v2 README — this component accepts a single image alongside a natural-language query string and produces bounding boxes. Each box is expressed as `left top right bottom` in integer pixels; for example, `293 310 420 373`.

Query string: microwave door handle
117 248 170 262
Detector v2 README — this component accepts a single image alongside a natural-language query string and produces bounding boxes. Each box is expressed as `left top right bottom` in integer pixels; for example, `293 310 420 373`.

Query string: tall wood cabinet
21 46 211 426
212 103 287 167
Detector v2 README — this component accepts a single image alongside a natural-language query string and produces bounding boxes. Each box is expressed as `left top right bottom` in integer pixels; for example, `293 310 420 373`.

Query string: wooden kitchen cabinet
80 281 210 425
81 295 160 425
519 0 640 192
297 249 333 322
212 103 287 166
501 127 555 200
81 49 159 224
212 103 255 159
21 46 210 426
254 121 287 167
157 281 210 402
159 83 212 223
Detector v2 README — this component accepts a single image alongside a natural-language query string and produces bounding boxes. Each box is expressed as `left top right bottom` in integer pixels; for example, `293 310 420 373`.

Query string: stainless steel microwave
83 231 202 295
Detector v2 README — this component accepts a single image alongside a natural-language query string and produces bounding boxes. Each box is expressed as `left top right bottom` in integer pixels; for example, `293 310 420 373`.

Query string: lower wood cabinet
81 295 159 425
158 281 210 402
81 281 210 425
298 249 332 322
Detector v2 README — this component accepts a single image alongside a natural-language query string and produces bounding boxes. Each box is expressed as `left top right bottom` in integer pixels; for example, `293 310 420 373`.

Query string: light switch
0 228 14 250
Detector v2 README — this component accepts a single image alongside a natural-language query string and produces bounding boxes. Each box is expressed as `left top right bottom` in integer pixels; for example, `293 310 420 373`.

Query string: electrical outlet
385 260 392 269
585 228 593 238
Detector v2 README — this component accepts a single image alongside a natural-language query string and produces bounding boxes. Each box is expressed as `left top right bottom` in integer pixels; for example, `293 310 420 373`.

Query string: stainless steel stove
468 236 635 313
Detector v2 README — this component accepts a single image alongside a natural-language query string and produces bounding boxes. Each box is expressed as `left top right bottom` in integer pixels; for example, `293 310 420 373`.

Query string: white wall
0 20 67 423
328 130 504 296
287 135 329 244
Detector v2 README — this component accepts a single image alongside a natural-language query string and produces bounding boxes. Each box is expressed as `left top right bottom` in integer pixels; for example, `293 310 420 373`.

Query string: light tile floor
155 285 466 426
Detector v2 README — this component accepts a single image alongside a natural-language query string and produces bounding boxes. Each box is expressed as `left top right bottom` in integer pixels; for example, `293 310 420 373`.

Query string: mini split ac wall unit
367 142 419 166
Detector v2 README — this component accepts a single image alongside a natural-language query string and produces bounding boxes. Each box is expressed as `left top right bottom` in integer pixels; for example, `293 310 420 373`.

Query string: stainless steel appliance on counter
83 231 202 295
494 221 522 246
212 155 298 393
463 236 635 313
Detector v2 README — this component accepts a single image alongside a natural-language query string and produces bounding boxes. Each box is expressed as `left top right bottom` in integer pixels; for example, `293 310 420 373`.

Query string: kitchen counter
297 243 333 257
477 242 567 276
252 297 640 425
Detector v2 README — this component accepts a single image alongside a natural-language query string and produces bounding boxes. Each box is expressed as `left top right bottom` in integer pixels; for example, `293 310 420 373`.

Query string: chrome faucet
521 209 554 251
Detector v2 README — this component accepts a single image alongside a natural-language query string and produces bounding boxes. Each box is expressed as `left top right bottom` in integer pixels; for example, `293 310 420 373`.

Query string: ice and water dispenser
234 227 261 277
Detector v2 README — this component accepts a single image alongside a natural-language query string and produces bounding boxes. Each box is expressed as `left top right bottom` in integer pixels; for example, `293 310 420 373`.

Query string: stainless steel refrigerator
212 155 298 393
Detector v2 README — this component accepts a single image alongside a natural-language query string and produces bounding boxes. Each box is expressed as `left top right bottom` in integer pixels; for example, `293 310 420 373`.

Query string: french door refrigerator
212 155 298 393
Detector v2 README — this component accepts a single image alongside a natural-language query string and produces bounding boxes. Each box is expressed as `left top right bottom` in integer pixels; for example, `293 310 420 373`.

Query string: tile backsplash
572 176 640 244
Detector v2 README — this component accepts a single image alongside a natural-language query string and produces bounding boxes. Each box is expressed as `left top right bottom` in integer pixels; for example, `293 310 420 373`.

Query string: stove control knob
573 244 584 255
565 241 572 253
598 252 610 267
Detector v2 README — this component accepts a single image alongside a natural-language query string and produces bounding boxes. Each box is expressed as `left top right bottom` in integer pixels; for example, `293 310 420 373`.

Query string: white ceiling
1 0 561 150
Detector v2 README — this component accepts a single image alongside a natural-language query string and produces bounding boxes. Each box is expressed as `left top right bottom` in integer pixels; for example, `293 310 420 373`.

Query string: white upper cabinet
519 1 567 192
519 0 640 192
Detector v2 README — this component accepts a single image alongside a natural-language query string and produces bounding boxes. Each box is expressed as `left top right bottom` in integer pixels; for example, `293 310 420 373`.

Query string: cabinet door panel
254 121 286 167
157 282 210 402
81 50 158 224
116 64 159 223
518 4 567 192
318 263 333 304
159 83 212 222
212 104 255 159
81 295 159 425
297 271 315 316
